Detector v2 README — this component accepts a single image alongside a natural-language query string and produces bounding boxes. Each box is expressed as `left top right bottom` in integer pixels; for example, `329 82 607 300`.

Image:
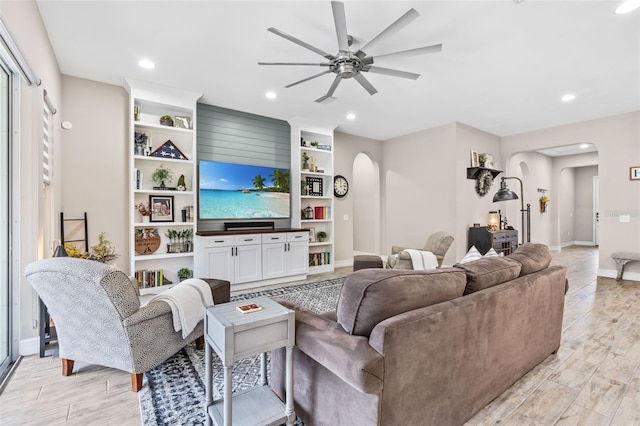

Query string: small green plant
177 268 192 280
317 231 327 241
302 152 310 162
310 141 318 147
152 164 174 187
160 115 174 126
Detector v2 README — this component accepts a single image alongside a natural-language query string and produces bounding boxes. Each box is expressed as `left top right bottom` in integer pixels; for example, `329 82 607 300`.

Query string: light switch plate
620 215 630 223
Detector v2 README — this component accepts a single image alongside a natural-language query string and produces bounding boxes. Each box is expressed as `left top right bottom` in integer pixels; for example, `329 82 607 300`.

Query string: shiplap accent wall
196 103 291 230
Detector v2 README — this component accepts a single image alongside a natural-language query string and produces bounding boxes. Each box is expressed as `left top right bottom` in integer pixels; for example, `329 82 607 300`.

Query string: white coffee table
204 296 295 426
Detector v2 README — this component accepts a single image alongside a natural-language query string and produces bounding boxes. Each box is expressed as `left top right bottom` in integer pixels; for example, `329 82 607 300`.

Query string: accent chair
388 231 454 268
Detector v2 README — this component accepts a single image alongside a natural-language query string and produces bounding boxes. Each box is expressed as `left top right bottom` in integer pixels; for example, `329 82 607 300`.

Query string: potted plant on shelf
177 268 193 282
317 231 327 242
301 152 310 171
152 164 174 189
310 141 318 148
478 153 488 167
159 115 174 126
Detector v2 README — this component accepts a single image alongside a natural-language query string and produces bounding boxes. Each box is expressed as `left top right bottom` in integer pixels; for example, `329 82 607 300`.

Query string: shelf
309 241 332 247
467 167 503 180
134 189 194 196
139 283 177 295
134 121 193 133
301 195 332 200
134 252 194 261
133 155 194 164
302 219 332 223
134 221 195 227
301 146 332 154
309 264 334 274
301 171 331 177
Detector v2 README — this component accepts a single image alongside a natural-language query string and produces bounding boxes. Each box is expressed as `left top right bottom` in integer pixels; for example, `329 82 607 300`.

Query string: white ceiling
36 0 639 141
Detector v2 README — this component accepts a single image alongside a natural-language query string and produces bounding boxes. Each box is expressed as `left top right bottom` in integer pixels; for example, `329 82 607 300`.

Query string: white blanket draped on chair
149 278 214 338
403 249 438 270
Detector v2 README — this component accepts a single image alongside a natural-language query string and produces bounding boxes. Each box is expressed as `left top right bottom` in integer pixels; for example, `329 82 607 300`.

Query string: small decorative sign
630 166 640 180
135 228 161 255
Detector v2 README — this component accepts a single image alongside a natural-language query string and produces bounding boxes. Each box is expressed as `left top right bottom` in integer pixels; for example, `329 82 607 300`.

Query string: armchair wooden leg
131 373 143 392
62 358 74 376
195 335 204 350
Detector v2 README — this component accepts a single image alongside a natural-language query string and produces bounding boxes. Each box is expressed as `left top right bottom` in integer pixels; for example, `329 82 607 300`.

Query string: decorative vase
540 202 547 213
142 215 150 223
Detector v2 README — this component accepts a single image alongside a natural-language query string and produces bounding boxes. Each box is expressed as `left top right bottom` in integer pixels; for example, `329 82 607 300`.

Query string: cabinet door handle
271 237 278 240
244 238 253 242
215 240 224 243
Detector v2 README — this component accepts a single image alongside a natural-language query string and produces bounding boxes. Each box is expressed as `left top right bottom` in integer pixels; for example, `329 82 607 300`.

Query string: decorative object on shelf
174 116 191 129
301 151 310 171
302 205 314 220
630 166 640 180
134 131 147 156
482 153 494 169
150 140 189 161
159 115 174 126
150 195 174 222
165 229 193 253
470 150 479 167
177 174 187 191
308 226 316 242
134 105 141 121
493 176 531 244
540 195 549 213
317 231 327 242
135 202 152 222
475 169 495 196
135 228 161 255
478 153 488 167
487 211 500 231
177 268 193 281
151 164 175 190
306 176 323 196
333 175 349 198
310 141 318 148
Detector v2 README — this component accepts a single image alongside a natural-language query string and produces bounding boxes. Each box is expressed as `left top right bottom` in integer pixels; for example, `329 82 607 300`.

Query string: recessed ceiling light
580 143 590 149
561 93 576 102
614 0 640 14
138 58 155 70
346 113 356 120
265 91 277 100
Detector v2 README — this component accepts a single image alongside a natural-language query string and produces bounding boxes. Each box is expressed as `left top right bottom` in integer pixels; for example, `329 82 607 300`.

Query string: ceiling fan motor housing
331 52 364 78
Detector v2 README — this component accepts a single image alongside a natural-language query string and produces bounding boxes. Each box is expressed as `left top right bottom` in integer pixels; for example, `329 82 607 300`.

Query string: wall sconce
487 211 500 231
493 177 531 244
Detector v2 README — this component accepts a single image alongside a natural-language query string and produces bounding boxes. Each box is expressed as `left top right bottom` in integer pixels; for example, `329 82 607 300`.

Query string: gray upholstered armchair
387 231 454 269
25 257 215 392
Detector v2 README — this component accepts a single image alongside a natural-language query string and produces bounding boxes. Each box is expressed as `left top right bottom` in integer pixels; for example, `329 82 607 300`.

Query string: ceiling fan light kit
258 1 443 103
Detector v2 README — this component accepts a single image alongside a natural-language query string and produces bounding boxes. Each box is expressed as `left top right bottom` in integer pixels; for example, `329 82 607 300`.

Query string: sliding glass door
0 62 11 379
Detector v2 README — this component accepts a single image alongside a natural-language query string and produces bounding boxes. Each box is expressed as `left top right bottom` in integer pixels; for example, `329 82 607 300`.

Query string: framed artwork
149 195 174 222
174 116 191 129
630 166 640 180
306 177 323 196
308 226 316 243
470 150 479 167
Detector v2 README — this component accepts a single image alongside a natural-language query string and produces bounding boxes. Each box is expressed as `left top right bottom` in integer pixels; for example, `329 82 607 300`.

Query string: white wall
353 153 377 253
559 168 576 245
575 165 598 243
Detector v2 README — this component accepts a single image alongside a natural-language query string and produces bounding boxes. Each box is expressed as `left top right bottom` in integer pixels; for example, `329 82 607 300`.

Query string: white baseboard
574 241 596 246
598 268 640 282
550 246 562 252
334 259 353 268
19 337 39 356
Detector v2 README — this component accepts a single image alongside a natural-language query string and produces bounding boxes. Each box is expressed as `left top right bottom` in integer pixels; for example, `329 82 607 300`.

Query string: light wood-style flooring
2 246 639 425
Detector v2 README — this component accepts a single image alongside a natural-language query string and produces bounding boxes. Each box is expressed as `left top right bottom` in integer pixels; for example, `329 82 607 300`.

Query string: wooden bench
611 252 640 281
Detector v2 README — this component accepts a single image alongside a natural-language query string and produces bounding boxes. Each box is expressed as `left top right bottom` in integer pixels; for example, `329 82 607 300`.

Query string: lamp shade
493 180 519 202
53 244 68 257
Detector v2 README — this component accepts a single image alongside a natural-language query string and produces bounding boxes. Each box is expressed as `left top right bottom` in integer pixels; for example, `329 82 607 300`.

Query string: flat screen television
198 160 290 219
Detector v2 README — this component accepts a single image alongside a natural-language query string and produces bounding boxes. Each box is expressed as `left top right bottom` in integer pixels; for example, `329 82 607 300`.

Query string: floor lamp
493 177 531 245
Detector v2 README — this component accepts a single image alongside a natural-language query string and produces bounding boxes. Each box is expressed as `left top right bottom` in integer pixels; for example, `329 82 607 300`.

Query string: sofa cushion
454 257 522 295
337 268 466 337
508 243 552 276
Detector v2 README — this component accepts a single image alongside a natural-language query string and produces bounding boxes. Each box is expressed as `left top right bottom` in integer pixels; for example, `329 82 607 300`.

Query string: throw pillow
484 248 499 257
460 246 482 263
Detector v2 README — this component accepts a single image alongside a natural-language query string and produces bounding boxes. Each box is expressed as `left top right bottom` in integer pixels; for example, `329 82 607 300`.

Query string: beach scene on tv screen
199 161 290 219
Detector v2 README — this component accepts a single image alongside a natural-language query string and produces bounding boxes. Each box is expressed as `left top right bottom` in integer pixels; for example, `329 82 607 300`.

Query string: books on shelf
309 252 331 266
134 168 143 190
135 269 171 289
313 206 331 220
181 206 194 222
316 144 331 151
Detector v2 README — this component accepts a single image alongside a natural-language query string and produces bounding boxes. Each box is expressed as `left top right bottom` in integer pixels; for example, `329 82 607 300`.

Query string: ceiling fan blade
355 8 420 58
267 27 334 60
354 73 378 96
285 70 333 88
258 62 330 66
371 44 443 61
365 66 420 80
331 1 350 52
315 74 343 103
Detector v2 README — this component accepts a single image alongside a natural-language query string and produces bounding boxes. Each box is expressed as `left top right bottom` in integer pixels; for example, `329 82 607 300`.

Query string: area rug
139 277 345 426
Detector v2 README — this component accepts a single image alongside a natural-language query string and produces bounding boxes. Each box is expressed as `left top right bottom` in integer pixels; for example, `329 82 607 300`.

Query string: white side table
205 296 295 426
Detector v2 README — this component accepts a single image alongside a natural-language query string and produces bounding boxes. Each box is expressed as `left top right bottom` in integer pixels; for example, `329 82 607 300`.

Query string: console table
204 297 295 426
468 227 518 255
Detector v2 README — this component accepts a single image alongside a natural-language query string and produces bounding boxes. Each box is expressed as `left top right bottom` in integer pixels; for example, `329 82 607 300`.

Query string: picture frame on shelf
306 177 323 196
470 150 479 167
175 116 191 129
149 195 174 222
308 227 316 243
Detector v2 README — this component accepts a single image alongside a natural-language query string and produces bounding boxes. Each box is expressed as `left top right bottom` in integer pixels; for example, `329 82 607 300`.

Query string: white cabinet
262 232 309 280
289 119 337 275
125 79 202 293
196 234 262 285
195 231 309 290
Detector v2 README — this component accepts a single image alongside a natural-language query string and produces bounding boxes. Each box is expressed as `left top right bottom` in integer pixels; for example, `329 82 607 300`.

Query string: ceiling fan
258 1 442 103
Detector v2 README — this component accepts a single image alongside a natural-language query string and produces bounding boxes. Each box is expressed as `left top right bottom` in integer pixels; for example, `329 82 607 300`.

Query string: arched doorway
353 152 380 255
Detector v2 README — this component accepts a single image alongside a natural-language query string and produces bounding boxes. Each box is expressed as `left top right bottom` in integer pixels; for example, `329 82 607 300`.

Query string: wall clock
334 175 349 198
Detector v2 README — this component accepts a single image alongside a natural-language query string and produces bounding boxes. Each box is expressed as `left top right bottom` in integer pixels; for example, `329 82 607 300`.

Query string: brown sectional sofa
271 243 567 426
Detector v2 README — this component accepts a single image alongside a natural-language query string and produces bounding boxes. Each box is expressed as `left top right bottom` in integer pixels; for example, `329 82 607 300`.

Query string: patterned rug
139 277 345 426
